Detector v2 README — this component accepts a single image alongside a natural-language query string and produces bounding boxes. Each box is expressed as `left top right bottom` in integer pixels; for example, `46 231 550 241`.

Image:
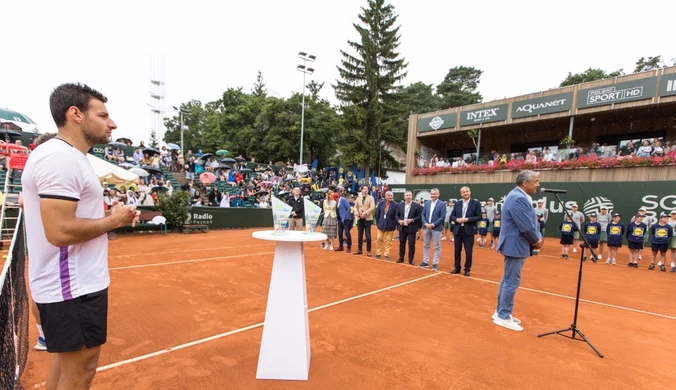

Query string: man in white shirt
22 83 139 390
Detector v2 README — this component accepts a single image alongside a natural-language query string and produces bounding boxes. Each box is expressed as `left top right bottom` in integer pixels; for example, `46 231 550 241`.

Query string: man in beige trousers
353 185 375 256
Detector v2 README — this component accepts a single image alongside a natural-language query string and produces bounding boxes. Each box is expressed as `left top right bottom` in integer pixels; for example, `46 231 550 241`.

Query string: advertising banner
304 198 322 233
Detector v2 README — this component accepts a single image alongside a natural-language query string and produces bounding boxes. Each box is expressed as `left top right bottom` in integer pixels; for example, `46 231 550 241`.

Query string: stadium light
297 51 316 166
173 106 190 153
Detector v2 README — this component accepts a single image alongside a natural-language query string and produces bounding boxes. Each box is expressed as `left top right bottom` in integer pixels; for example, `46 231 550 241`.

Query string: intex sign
577 77 657 108
459 103 508 126
511 92 573 119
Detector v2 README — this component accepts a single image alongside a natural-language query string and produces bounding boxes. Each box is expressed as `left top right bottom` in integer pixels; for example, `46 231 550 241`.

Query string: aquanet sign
511 93 573 118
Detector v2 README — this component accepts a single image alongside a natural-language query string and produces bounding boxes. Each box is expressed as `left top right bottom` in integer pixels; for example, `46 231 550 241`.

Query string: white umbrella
130 167 150 177
86 154 139 184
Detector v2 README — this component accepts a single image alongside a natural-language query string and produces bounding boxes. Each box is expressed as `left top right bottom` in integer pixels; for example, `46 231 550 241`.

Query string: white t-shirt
22 138 109 304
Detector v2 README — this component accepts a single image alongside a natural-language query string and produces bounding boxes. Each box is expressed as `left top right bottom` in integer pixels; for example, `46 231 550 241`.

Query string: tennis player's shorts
37 288 108 353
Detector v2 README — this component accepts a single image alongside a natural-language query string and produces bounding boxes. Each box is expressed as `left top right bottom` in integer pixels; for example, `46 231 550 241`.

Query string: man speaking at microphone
493 170 543 332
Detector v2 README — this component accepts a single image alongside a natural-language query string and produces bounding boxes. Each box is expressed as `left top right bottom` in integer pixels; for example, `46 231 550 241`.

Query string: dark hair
49 83 108 128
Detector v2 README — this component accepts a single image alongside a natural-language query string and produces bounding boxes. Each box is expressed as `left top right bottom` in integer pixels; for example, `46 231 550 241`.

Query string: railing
412 154 676 176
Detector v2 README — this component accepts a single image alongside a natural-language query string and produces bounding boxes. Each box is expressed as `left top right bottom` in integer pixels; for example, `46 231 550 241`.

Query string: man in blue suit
395 191 423 265
374 191 398 260
336 192 353 252
450 186 483 276
493 170 543 332
420 188 446 270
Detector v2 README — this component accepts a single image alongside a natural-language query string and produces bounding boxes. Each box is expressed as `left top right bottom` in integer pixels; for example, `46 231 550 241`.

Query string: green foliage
559 68 624 87
251 70 267 98
148 129 159 148
634 56 664 73
436 66 483 109
560 136 575 148
155 190 191 228
467 128 479 148
333 0 408 177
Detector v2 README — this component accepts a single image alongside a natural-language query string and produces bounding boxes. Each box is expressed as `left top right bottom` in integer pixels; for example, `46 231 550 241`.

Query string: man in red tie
375 191 398 260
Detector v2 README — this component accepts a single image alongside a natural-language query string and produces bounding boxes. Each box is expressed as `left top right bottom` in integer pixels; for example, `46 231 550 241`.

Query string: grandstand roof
413 66 676 136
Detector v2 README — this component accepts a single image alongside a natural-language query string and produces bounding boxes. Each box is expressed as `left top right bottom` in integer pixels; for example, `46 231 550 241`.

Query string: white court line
28 272 440 388
109 252 274 270
108 243 275 258
463 275 676 321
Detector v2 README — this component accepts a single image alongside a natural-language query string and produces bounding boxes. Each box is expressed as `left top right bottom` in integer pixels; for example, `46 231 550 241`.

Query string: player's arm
40 198 130 247
33 152 136 247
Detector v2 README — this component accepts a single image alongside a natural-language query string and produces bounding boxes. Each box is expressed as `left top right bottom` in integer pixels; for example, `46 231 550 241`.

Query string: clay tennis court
21 228 676 389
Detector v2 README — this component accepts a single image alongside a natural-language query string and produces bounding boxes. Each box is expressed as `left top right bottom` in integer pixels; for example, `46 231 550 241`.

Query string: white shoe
493 317 523 332
605 258 611 264
611 259 616 265
573 248 577 252
597 255 602 260
34 337 47 351
492 311 521 325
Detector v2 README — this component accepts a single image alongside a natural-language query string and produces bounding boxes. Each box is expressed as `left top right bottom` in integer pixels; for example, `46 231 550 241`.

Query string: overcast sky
2 0 673 144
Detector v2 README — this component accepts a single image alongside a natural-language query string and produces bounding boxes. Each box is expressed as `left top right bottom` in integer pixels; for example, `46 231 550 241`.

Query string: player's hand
111 203 139 227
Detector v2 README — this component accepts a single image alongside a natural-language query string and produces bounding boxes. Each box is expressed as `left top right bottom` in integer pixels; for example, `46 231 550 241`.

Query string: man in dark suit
395 190 422 265
374 191 398 260
450 186 483 276
336 192 353 252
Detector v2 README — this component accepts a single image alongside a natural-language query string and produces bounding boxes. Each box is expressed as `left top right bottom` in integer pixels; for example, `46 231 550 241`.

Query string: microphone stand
537 192 604 358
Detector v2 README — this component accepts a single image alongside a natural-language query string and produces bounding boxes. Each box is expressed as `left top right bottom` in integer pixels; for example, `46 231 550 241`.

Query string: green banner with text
511 93 573 118
577 77 657 109
659 74 676 97
459 104 508 126
417 113 457 133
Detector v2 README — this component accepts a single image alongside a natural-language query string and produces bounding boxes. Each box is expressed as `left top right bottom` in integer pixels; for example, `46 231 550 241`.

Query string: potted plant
155 189 191 232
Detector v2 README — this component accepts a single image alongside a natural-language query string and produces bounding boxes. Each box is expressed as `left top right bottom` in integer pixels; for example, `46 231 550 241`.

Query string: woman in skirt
321 191 339 250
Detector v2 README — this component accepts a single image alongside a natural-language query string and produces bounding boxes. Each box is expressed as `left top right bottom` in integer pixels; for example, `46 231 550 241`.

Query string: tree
436 66 483 109
333 0 408 177
149 129 159 148
559 68 624 87
393 82 443 151
251 70 267 98
634 56 664 73
163 99 206 153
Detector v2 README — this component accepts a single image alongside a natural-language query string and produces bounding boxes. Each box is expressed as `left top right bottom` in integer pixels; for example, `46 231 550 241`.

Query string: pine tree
333 0 408 177
251 70 267 98
149 129 159 148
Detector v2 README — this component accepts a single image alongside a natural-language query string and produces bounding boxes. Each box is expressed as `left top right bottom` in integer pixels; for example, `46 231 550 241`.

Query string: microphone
540 188 567 194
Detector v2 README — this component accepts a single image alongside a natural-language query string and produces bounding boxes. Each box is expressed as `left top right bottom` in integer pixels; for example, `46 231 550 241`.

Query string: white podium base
256 241 311 380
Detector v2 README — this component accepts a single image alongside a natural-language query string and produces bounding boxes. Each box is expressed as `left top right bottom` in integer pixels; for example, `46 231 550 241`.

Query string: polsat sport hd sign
511 92 573 119
576 77 657 109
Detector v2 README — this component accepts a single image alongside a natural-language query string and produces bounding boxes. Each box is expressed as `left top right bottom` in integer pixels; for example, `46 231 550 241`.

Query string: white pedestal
252 230 327 381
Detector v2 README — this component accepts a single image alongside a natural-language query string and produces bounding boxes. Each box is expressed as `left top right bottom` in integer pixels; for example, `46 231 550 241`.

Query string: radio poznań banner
271 196 292 234
304 198 322 233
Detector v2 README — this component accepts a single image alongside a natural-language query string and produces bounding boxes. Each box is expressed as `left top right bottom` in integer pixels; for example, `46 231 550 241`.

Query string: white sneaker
573 248 577 253
597 255 602 260
605 258 611 264
611 259 616 265
34 336 47 351
493 317 523 332
492 311 521 325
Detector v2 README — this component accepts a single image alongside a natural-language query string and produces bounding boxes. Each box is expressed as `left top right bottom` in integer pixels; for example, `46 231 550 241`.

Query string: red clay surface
22 228 676 389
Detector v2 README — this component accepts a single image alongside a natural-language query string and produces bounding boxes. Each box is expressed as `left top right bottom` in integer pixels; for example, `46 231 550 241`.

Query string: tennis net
0 211 28 390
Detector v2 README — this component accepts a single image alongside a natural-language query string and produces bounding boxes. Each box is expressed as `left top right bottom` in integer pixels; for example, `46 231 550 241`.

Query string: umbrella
315 188 329 193
221 158 237 164
195 159 205 165
115 137 132 144
142 165 162 174
0 129 22 137
235 157 246 162
200 172 216 183
255 190 269 196
130 167 149 177
151 186 168 193
218 164 232 170
108 141 127 148
0 122 22 131
277 191 289 197
0 108 36 124
216 150 229 156
142 148 160 156
119 162 135 168
201 153 214 160
239 168 252 172
166 143 180 150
